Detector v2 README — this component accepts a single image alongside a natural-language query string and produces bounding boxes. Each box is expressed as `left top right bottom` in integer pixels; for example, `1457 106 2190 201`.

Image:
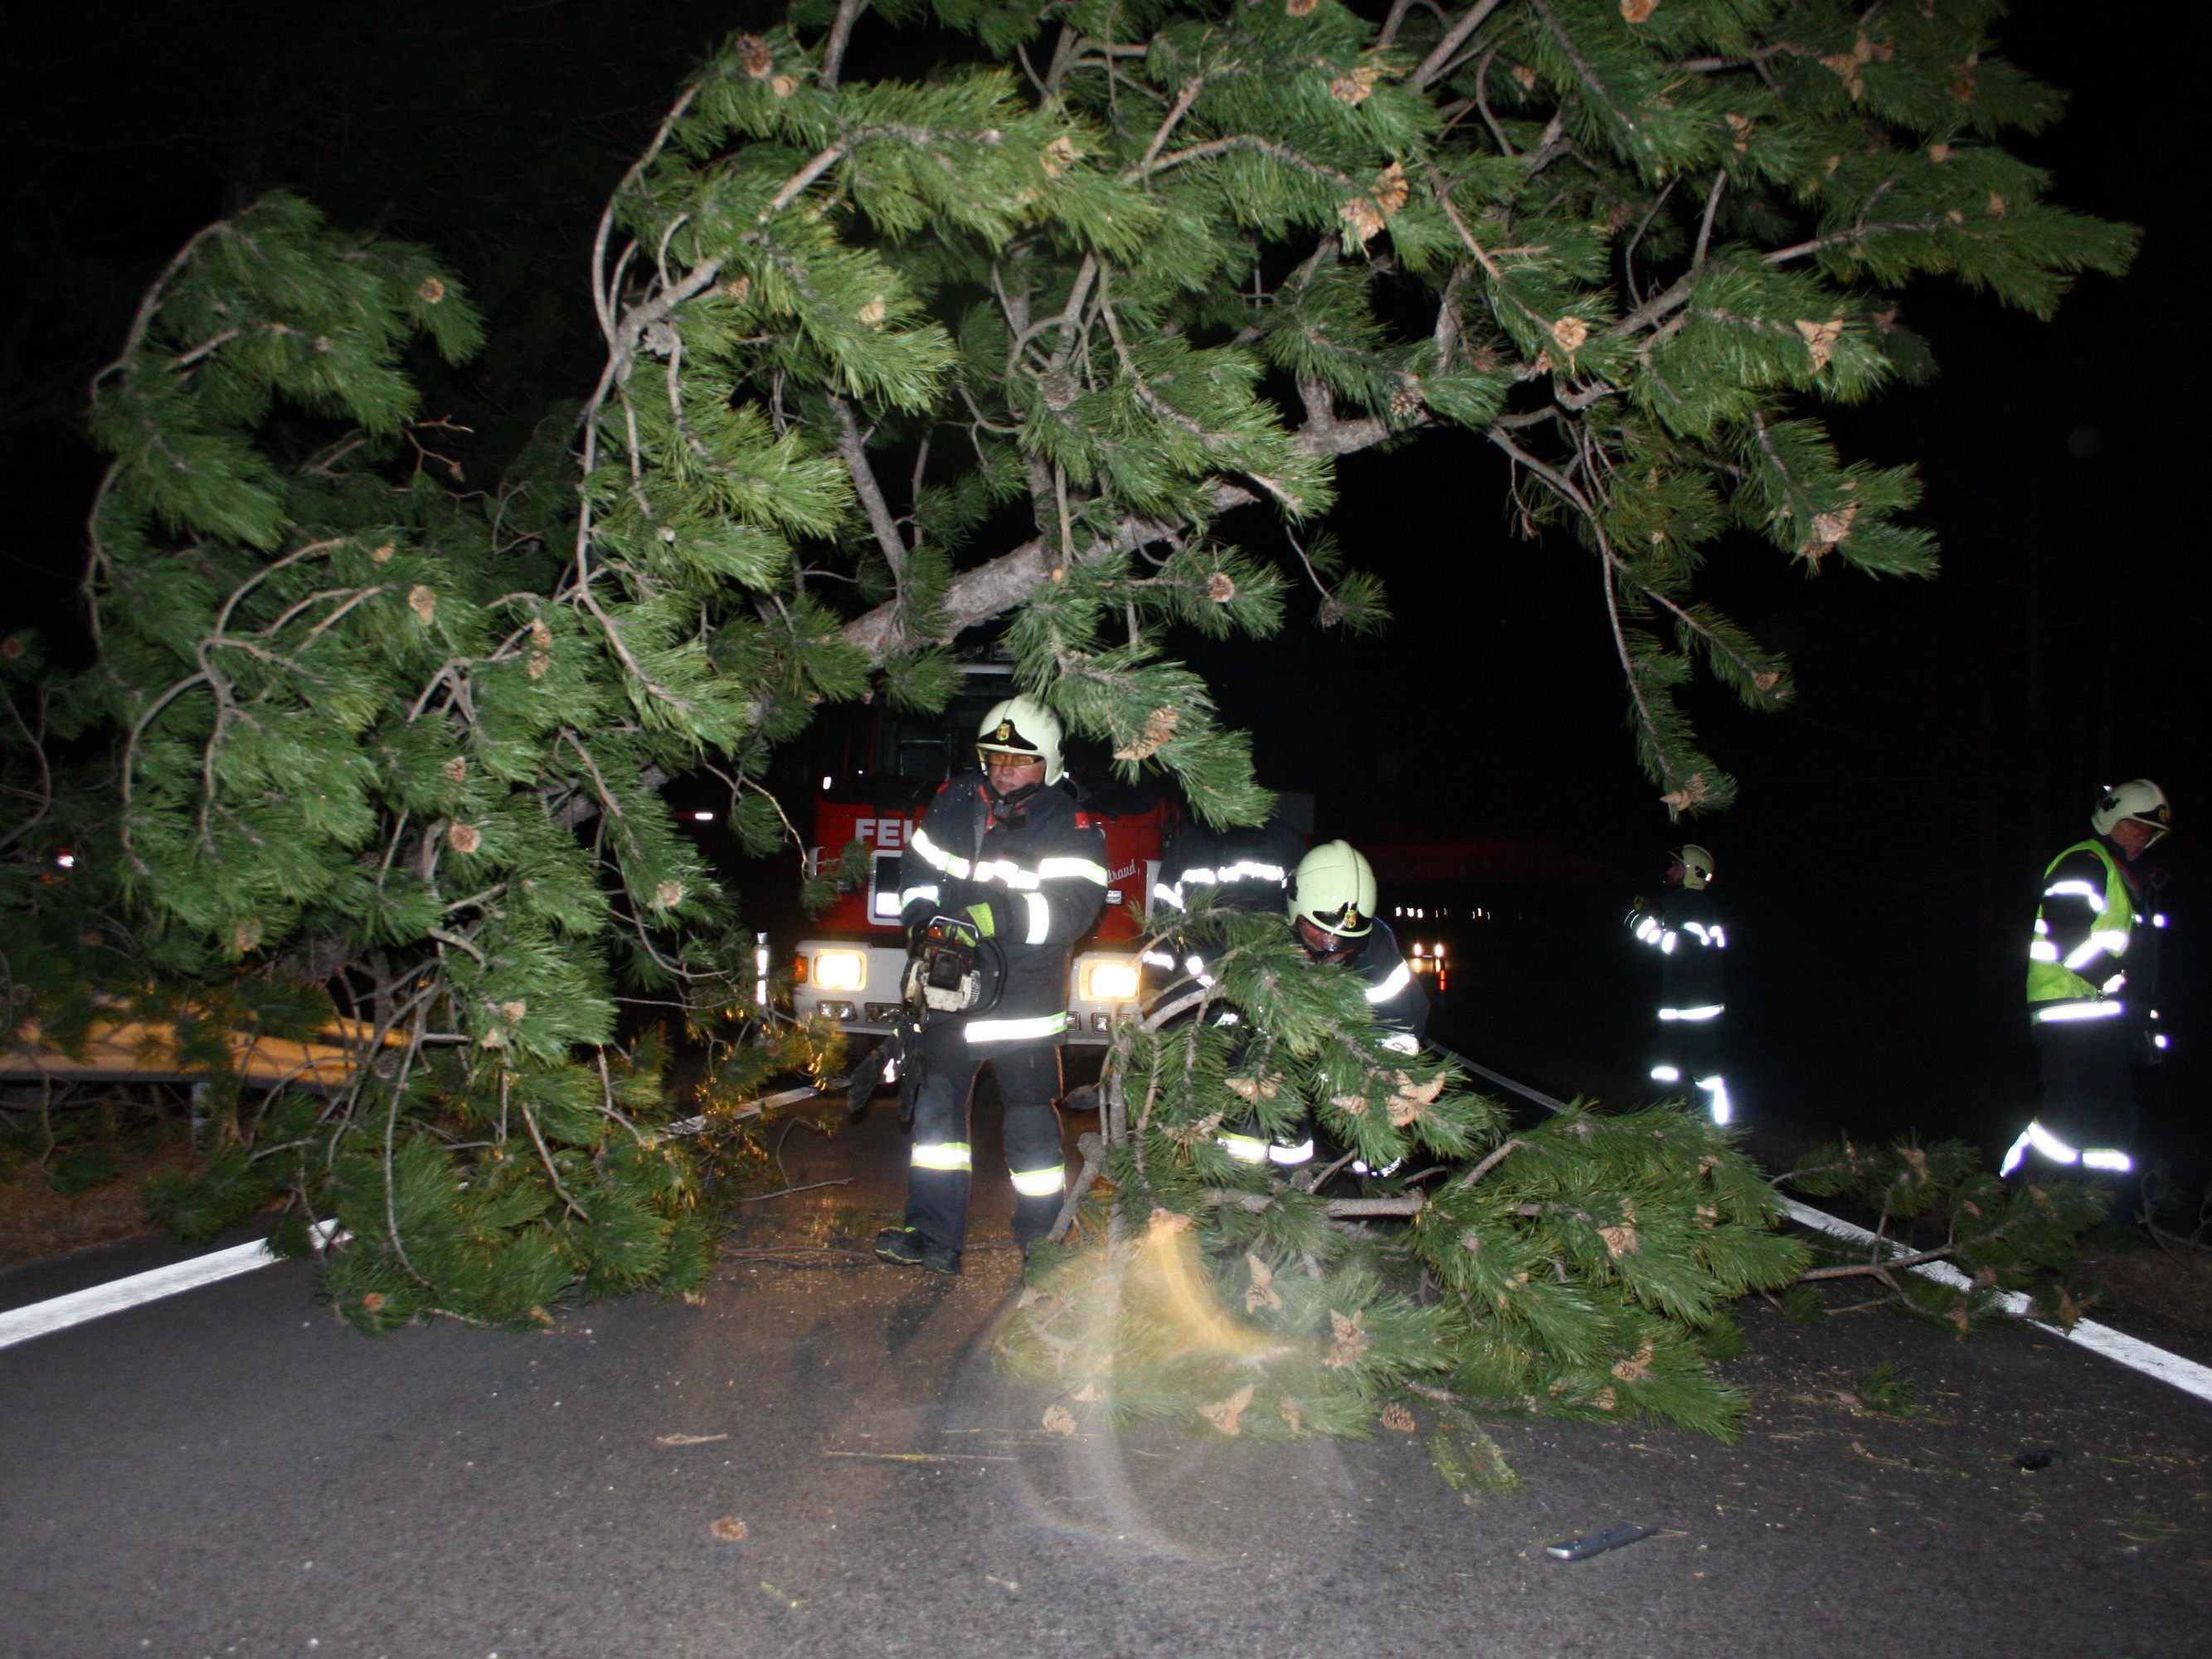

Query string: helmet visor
1300 900 1369 936
976 742 1043 770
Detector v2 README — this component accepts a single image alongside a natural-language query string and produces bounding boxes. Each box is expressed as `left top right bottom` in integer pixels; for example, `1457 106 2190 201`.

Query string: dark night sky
3 2 2202 1169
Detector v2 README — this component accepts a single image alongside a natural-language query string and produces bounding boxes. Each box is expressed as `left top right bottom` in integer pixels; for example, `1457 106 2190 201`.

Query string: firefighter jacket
1203 921 1430 1048
1151 817 1306 914
1629 888 1726 1018
1214 917 1429 1166
2027 837 2164 1041
1348 920 1430 1055
1144 815 1305 992
897 775 1108 1044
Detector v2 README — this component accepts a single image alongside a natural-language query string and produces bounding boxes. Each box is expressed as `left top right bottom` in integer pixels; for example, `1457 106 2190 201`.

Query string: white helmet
1675 844 1714 890
2091 779 2171 843
976 695 1064 786
1291 840 1377 939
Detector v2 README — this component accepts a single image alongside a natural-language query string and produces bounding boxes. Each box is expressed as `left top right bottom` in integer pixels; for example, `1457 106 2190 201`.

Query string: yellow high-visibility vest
2025 839 2137 1022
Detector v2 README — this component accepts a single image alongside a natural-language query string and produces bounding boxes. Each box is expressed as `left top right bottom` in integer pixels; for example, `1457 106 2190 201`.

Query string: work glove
965 898 1010 939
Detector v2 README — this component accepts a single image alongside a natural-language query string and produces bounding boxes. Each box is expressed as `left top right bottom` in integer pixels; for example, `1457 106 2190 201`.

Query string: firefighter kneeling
872 697 1107 1276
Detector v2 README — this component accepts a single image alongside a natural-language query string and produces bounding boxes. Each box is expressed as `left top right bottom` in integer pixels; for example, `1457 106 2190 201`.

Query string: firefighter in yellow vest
2003 779 2172 1178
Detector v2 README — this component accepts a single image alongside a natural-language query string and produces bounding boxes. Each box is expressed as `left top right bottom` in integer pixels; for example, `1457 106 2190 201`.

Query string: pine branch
830 396 908 577
1412 0 1510 90
1528 0 1637 135
819 0 871 93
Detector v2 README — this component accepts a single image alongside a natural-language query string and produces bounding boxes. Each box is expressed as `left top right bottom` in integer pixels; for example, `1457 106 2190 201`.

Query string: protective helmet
1291 840 1377 939
1675 844 1715 890
2091 779 2171 844
975 695 1064 786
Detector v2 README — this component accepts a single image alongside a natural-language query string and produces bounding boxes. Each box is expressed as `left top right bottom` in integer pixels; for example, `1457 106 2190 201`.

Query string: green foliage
1006 901 2102 1450
145 1146 278 1246
1850 1362 1920 1418
768 0 2127 818
1780 1134 2107 1331
0 163 841 1326
999 902 1806 1443
1780 1283 1830 1325
1427 1407 1524 1503
1 2 2127 1349
45 1146 121 1199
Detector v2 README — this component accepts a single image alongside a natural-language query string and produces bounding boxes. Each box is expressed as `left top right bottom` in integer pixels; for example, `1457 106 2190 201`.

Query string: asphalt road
3 1102 2209 1659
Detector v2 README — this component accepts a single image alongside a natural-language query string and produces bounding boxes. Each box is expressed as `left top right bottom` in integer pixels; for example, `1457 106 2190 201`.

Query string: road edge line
1449 1046 2212 1408
2 1238 279 1351
1778 1197 2212 1405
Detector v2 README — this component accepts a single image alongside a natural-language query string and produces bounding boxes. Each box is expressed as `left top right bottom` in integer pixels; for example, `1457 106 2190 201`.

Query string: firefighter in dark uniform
2003 778 2172 1179
1219 839 1430 1171
1626 844 1731 1124
1140 809 1307 997
1150 814 1307 917
873 697 1108 1274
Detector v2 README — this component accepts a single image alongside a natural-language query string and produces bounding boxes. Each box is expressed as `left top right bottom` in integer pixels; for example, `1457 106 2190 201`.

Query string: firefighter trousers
905 1016 1067 1252
1650 1016 1722 1085
1650 1015 1729 1123
2036 1023 2140 1155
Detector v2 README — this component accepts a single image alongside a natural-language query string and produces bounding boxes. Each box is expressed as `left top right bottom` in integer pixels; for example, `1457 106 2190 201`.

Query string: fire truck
788 664 1175 1044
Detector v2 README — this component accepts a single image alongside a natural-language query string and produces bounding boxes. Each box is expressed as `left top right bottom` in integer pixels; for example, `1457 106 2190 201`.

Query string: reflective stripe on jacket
1151 817 1305 914
897 775 1107 1024
1631 888 1725 1012
2027 838 2144 1025
1350 920 1429 1052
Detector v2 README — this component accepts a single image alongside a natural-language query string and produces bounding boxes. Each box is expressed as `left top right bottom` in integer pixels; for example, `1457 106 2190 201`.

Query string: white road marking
0 1077 842 1352
1452 1048 2212 1408
7 1062 2208 1410
1778 1198 2212 1404
0 1223 341 1353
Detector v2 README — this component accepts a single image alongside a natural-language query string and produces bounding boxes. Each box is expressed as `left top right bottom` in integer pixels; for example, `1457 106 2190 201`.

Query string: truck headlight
813 950 867 993
1080 960 1140 1003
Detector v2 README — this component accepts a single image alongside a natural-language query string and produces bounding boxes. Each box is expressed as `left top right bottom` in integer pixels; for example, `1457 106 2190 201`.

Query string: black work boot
873 1227 962 1275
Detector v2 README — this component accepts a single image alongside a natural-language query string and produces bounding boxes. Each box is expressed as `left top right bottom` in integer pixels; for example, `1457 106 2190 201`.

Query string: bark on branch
839 412 1393 664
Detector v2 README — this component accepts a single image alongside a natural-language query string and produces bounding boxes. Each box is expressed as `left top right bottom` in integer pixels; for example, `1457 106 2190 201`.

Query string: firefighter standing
2002 779 2172 1179
1141 809 1307 995
1150 813 1307 917
873 698 1108 1274
1626 844 1732 1125
1218 839 1429 1170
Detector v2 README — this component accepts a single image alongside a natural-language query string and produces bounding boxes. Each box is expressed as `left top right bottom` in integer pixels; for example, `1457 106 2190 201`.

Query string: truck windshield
819 681 1014 804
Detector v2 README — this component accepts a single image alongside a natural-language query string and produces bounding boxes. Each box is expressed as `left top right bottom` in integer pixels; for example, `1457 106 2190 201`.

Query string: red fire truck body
790 669 1172 1044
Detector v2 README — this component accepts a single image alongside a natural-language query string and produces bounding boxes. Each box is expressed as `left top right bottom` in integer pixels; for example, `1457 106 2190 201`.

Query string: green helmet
975 695 1064 785
1291 840 1377 939
1675 844 1714 890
